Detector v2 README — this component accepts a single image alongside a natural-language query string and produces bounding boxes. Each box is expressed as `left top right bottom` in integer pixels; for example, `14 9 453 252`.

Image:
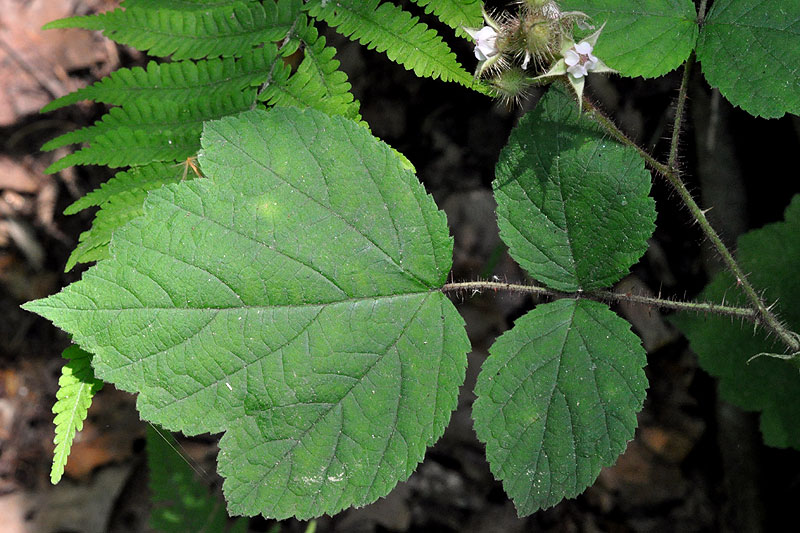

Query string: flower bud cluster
463 1 615 107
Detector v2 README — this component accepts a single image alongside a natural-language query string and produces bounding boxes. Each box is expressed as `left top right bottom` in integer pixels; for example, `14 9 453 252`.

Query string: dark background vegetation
1 0 799 531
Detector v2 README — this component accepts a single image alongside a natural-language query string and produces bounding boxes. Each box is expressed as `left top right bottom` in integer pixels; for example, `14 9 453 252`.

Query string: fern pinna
44 0 484 487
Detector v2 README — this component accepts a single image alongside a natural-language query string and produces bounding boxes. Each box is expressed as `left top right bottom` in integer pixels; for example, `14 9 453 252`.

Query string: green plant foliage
473 298 647 515
409 0 483 37
41 48 280 112
696 0 800 119
560 0 698 78
64 162 189 215
45 126 200 174
64 163 191 271
493 88 656 292
43 91 256 155
147 425 247 533
259 18 361 121
45 0 301 60
306 0 477 88
40 2 364 270
672 195 800 450
24 107 470 519
123 0 260 10
51 346 104 484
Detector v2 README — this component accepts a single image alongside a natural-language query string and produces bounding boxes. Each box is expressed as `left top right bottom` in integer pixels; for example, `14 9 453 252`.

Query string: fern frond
46 127 200 174
260 19 361 120
67 189 153 269
409 0 483 38
42 47 280 112
44 91 255 151
306 0 475 87
51 346 104 485
44 93 258 173
65 162 184 215
64 164 189 270
121 0 259 11
44 0 302 60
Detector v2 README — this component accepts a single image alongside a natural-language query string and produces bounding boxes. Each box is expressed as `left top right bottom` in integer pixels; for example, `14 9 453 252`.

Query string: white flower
465 26 499 61
564 41 598 79
532 23 616 110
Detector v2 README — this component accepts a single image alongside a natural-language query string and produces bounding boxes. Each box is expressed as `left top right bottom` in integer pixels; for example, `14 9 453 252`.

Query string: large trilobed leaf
494 88 656 292
696 0 800 119
672 195 800 450
560 0 698 78
473 298 648 515
24 107 470 519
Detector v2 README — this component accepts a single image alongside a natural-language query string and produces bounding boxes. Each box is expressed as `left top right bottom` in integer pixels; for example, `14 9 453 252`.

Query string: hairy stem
440 281 757 321
697 0 710 24
580 73 800 352
668 53 694 170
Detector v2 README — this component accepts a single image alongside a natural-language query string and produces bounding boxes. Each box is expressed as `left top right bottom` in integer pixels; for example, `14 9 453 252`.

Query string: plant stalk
440 281 758 321
580 69 800 352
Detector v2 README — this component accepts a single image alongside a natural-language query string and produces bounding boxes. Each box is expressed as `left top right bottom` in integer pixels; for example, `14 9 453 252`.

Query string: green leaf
696 0 800 119
672 195 800 449
561 0 698 78
259 18 361 121
51 346 104 484
306 0 477 88
24 107 470 519
42 47 280 112
408 0 483 38
45 0 301 60
43 91 255 153
147 425 246 532
44 91 259 174
64 162 188 215
493 88 656 291
64 163 191 271
123 0 261 11
473 298 647 515
45 127 200 174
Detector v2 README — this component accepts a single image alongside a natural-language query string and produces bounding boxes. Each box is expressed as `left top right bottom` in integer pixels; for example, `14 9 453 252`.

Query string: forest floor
2 1 800 532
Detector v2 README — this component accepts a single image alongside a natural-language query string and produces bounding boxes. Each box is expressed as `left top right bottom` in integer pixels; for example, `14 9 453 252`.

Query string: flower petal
575 41 593 55
564 49 580 66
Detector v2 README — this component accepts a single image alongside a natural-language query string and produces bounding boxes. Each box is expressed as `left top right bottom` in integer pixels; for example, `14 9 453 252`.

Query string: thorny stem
578 62 800 353
440 281 757 321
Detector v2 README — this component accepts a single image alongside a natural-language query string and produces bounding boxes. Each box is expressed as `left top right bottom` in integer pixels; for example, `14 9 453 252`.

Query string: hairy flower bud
489 67 533 107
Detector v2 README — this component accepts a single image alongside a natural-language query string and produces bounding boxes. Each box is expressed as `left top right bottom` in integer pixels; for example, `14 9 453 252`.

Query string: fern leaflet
306 0 477 88
44 91 256 151
122 0 260 11
409 0 483 38
51 346 104 484
45 93 258 173
260 18 361 120
64 163 191 271
65 162 186 214
42 48 280 112
46 127 202 173
45 0 301 60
